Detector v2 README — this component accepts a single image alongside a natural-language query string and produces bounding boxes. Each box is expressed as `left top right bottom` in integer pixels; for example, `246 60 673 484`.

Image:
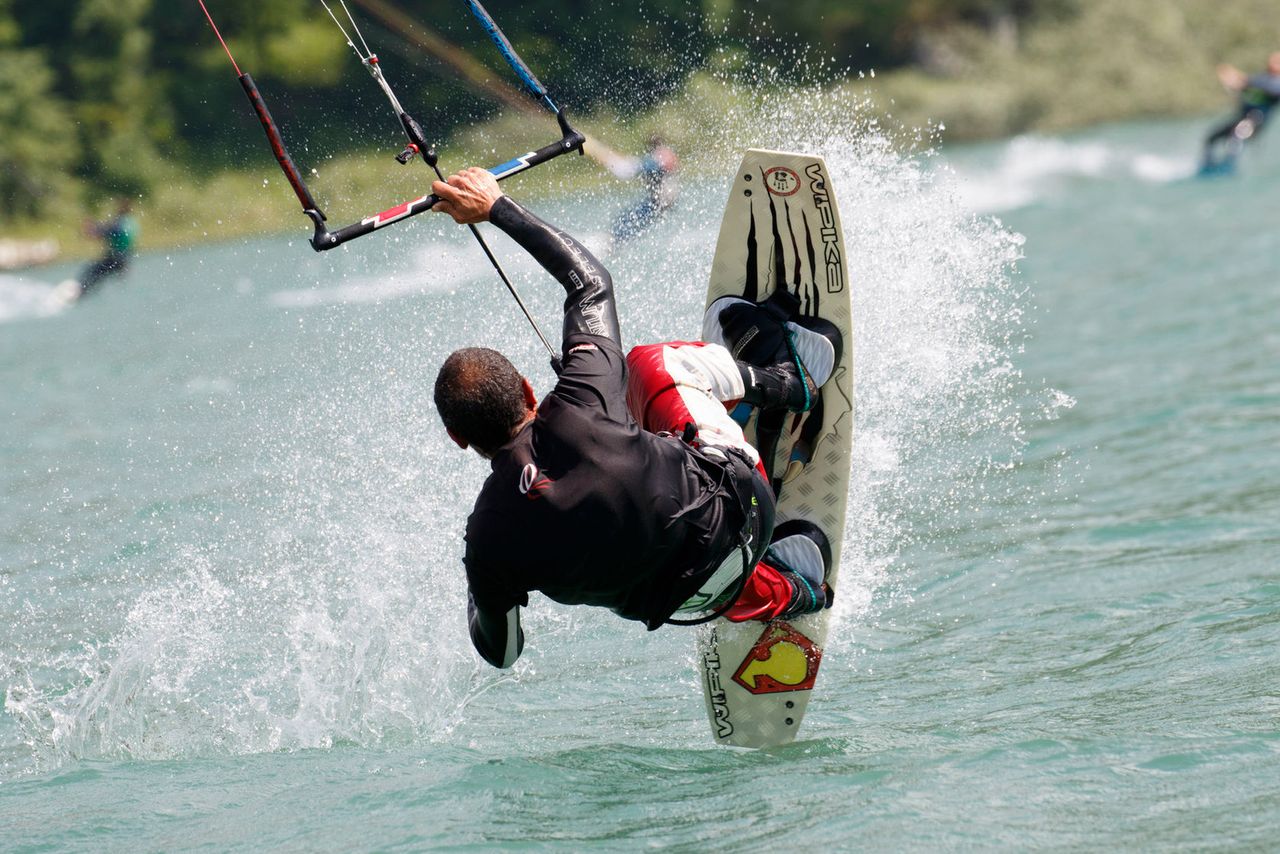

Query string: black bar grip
239 73 325 220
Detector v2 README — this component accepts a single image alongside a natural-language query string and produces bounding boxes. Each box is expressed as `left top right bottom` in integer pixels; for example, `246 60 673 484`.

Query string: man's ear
520 377 537 412
446 427 469 450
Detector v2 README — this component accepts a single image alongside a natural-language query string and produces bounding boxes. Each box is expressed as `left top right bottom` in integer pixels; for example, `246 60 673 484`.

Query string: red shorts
625 341 794 622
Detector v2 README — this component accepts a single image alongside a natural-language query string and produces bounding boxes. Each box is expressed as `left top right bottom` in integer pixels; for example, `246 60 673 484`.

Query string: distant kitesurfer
1201 52 1280 173
607 135 680 244
77 199 138 297
430 167 841 668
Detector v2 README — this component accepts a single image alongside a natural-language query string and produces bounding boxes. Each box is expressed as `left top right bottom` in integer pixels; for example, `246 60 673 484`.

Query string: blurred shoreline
4 0 1277 260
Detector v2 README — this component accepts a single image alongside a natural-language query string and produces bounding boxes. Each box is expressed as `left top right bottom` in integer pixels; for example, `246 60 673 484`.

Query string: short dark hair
434 347 527 454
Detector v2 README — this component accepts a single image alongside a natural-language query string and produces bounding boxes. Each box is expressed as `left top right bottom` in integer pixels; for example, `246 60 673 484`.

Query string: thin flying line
318 0 367 61
196 0 242 76
318 0 557 364
337 0 375 60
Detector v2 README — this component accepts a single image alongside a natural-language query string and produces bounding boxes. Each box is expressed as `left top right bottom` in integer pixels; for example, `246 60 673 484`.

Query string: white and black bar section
308 129 586 251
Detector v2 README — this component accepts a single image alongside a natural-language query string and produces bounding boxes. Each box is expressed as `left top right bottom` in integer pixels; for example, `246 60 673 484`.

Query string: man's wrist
488 194 517 225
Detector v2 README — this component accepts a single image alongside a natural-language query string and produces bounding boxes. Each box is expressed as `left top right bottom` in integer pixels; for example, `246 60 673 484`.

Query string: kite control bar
199 0 578 367
307 116 585 252
201 1 585 254
236 67 584 253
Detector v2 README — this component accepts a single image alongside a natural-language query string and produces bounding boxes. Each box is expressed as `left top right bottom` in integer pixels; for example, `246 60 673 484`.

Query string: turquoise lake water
3 94 1279 850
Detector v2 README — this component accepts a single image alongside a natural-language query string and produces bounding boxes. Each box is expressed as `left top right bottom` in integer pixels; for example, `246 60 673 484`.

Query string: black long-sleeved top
462 197 755 668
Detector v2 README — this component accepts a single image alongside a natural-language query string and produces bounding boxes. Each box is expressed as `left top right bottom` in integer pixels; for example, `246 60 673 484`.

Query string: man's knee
626 342 705 431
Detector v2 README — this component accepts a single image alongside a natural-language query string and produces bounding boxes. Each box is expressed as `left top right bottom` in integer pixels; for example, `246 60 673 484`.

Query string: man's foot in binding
702 292 843 413
725 521 834 622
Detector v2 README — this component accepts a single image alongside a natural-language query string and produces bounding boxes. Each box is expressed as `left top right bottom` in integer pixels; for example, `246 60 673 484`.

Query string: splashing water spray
3 54 1060 770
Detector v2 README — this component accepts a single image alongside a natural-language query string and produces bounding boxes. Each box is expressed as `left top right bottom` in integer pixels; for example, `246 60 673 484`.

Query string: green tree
0 0 79 220
66 0 167 198
716 0 1079 74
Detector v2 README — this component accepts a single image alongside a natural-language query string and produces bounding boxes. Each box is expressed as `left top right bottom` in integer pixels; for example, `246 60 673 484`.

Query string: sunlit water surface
2 97 1278 850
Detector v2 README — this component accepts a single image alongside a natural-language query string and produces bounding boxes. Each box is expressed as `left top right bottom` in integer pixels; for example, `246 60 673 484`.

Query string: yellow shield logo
732 622 822 694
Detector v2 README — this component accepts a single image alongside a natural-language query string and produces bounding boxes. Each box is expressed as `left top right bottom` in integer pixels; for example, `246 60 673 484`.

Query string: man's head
434 347 536 458
1269 52 1280 75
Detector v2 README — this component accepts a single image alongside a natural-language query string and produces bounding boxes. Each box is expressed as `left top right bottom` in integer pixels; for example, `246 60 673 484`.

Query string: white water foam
4 363 490 767
950 134 1198 213
0 274 73 323
268 241 482 308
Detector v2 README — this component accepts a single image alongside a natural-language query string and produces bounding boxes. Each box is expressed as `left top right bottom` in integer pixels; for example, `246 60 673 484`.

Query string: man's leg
628 342 829 620
721 520 831 622
78 259 110 295
611 196 660 242
1204 113 1248 168
702 294 842 414
1205 116 1238 148
625 340 759 465
679 519 831 623
78 254 124 296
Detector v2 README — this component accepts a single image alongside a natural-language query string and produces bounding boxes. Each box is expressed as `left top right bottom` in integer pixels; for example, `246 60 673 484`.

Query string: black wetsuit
1204 72 1280 165
463 197 767 668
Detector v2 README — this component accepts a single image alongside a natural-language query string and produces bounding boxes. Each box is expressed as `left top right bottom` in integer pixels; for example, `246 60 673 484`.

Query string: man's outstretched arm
433 167 621 348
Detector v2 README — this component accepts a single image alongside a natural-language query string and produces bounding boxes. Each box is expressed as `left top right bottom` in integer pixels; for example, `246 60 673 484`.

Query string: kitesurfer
431 167 841 668
608 135 680 244
1201 52 1280 173
77 199 138 297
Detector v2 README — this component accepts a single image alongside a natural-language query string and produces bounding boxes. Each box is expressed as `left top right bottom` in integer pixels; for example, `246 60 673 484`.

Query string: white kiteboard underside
697 149 853 748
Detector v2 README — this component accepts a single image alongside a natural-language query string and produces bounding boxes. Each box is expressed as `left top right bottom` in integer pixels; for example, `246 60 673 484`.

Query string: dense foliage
1 0 1072 221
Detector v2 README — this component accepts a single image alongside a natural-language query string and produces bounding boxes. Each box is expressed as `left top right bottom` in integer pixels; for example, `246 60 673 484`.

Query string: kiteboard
697 149 854 748
51 279 82 306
